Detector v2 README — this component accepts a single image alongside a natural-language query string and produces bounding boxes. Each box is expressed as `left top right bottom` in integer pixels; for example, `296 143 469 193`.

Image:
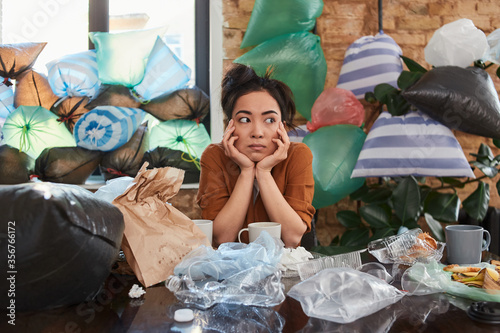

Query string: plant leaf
401 55 428 73
361 188 392 204
424 213 446 242
369 228 395 242
349 182 369 200
340 228 370 247
360 204 392 228
391 176 421 223
423 191 460 222
497 179 500 197
364 91 377 103
386 91 411 116
397 71 423 90
337 210 362 229
462 181 490 221
470 161 498 178
440 177 466 188
493 138 500 149
497 66 500 80
311 244 367 256
374 83 398 104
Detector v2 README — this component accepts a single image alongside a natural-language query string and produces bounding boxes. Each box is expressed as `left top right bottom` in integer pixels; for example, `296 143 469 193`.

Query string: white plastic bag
288 267 406 323
424 18 489 67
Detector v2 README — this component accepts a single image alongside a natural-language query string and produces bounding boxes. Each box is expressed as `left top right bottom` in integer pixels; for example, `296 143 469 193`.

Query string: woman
196 64 315 248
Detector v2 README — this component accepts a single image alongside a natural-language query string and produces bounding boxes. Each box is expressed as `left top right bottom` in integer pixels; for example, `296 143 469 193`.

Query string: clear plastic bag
288 267 405 324
93 176 135 203
166 232 285 309
401 260 500 302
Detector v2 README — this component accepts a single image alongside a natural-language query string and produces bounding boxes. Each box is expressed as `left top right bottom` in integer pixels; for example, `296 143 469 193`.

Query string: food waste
444 260 500 293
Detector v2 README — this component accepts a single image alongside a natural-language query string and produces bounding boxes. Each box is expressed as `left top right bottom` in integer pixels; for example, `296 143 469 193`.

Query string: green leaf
361 188 392 204
497 179 500 197
336 210 362 229
401 55 428 73
391 176 421 223
440 177 466 188
329 235 340 246
374 83 398 104
340 228 370 247
311 244 367 256
349 182 369 200
470 161 498 178
360 204 392 228
364 91 377 103
471 143 494 163
386 92 411 116
369 228 395 242
497 66 500 80
424 213 446 242
423 191 460 222
462 182 490 221
397 71 423 90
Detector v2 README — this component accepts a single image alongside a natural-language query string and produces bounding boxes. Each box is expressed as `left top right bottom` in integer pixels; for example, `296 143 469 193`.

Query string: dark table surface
3 252 500 333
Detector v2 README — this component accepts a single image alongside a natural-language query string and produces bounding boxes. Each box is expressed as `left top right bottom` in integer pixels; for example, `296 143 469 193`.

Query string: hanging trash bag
336 32 403 99
235 32 327 121
0 144 34 184
86 84 141 110
141 86 210 122
425 18 489 68
149 119 211 162
51 96 91 133
303 124 366 209
401 66 500 139
351 111 474 178
89 26 166 87
306 87 365 132
46 49 101 98
0 80 14 118
73 106 144 152
143 146 200 183
0 182 124 311
0 42 46 79
133 36 191 102
100 121 149 180
240 0 323 49
34 146 103 184
2 105 76 159
14 70 59 110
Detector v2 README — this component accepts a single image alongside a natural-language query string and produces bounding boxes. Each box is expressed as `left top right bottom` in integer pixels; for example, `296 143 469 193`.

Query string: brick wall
222 0 500 245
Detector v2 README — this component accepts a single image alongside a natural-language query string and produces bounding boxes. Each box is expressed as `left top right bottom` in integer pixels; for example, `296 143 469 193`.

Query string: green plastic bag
2 106 76 159
235 32 326 121
241 0 323 49
303 124 366 209
148 119 210 162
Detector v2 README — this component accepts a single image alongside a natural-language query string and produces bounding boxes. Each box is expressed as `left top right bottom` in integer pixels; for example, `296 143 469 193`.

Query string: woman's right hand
222 119 255 171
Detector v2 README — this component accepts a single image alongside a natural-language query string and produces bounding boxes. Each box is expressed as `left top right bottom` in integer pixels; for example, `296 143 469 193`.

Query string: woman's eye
239 117 250 123
265 118 276 124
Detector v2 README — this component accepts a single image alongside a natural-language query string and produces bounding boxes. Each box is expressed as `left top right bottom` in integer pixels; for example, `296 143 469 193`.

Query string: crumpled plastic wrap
166 232 285 309
401 260 500 302
288 267 406 324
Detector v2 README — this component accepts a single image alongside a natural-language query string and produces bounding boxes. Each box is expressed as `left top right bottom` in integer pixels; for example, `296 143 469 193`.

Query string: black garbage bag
100 121 148 181
85 84 141 110
141 86 210 122
34 146 103 184
0 182 124 311
0 145 34 184
142 146 200 183
401 66 500 139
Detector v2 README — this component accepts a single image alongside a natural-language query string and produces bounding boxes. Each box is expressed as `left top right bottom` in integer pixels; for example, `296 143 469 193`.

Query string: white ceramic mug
192 219 213 245
238 222 281 242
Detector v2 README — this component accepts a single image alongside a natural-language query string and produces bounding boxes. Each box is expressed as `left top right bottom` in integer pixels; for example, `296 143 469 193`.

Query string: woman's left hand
257 122 290 173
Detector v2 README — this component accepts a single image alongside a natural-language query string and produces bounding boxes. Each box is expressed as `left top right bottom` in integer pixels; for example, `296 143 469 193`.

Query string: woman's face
231 90 282 162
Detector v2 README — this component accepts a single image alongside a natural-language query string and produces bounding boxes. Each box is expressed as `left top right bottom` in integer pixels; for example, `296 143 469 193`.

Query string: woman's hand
222 119 255 170
257 122 290 173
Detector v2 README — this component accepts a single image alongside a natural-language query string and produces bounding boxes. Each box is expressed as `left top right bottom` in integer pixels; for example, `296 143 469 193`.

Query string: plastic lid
467 302 500 324
174 308 194 322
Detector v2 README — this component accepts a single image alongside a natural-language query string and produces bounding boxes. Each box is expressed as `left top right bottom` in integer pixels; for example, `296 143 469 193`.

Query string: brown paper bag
113 163 210 287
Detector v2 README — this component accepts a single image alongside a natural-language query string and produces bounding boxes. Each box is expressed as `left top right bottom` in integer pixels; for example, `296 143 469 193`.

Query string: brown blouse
196 142 316 243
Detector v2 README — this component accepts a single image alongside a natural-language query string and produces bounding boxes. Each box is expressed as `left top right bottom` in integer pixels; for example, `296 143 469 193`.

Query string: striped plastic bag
336 33 403 99
73 106 144 152
133 37 191 102
0 80 14 118
46 50 101 98
351 111 474 178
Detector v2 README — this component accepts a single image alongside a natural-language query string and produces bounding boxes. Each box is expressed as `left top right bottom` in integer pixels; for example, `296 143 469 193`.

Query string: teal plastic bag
148 119 211 162
241 0 323 49
2 106 76 159
235 32 326 121
303 125 366 209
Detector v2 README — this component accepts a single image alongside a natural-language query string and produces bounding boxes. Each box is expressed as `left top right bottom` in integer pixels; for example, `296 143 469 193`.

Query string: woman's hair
221 63 296 129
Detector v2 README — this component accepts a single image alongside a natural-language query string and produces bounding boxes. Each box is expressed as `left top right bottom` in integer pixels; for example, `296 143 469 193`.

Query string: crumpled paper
113 163 210 287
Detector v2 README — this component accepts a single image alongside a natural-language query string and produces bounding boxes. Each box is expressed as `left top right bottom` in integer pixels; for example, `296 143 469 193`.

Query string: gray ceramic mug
445 225 491 264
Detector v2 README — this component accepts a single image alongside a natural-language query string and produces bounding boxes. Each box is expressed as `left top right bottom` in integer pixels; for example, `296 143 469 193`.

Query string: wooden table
3 252 500 333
